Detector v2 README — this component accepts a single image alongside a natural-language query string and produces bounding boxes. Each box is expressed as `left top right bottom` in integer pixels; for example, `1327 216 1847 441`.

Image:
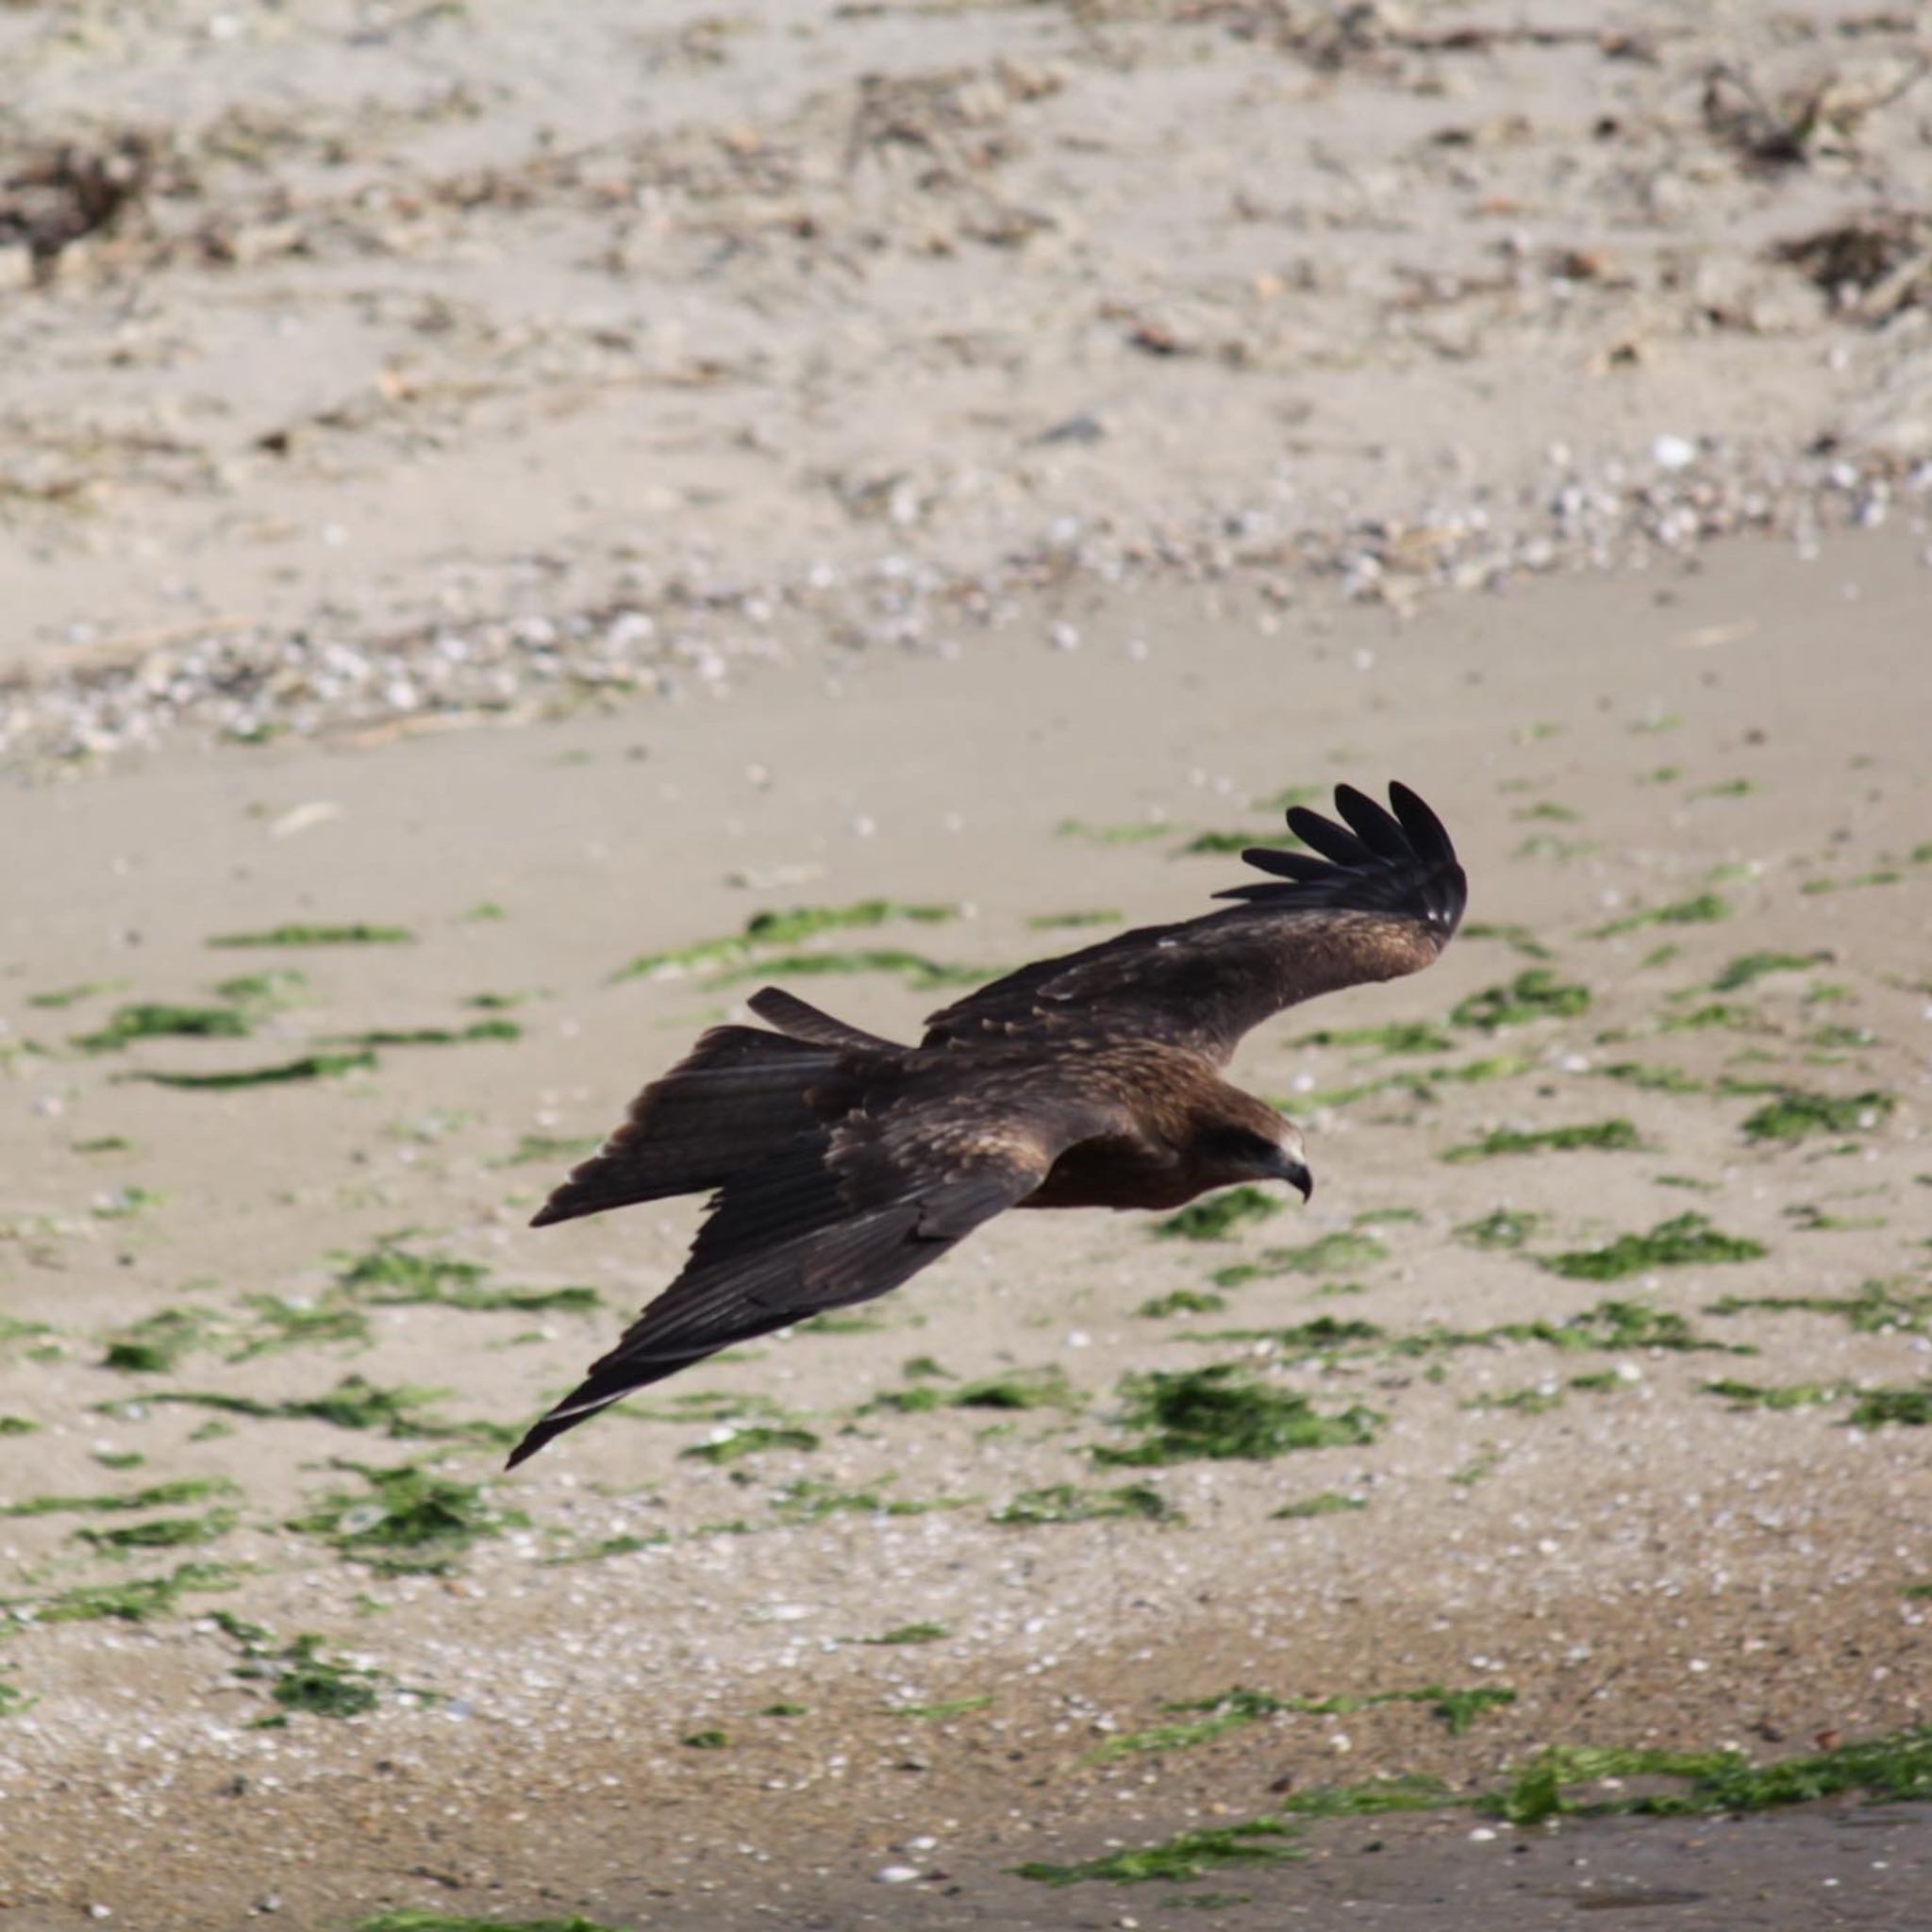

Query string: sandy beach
2 4 1930 1929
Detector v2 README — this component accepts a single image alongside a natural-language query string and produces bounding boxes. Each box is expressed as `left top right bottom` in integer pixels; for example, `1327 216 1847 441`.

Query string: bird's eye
1206 1126 1282 1165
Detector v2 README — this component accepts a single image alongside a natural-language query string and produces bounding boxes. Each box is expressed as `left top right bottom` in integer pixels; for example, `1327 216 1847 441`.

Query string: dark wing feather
922 780 1466 1065
508 1102 1065 1467
529 1024 857 1229
745 985 903 1054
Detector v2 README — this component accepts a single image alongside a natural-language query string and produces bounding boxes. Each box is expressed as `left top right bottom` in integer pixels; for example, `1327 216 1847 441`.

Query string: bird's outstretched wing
922 781 1466 1066
508 1097 1085 1467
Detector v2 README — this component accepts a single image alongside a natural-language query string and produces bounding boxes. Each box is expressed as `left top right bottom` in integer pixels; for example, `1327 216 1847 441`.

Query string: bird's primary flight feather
508 780 1466 1466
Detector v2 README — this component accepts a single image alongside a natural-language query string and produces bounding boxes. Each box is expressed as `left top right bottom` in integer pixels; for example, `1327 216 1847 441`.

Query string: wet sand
2 527 1928 1928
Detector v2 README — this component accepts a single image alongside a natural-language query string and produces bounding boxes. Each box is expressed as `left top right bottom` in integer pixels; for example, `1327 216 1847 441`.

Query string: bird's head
1197 1105 1312 1203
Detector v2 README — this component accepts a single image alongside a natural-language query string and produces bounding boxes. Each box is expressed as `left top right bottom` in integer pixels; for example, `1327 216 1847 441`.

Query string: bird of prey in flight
508 781 1465 1467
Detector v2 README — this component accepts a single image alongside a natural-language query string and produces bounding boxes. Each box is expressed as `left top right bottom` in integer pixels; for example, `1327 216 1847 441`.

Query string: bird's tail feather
529 1025 867 1229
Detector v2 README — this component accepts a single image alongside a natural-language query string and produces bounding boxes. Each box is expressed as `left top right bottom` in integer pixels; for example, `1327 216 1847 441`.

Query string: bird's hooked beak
1274 1149 1313 1203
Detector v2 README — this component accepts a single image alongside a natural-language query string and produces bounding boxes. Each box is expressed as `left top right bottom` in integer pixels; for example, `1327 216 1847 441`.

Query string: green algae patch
3 1560 241 1628
0 1316 55 1357
1706 1283 1932 1334
209 924 414 948
1027 908 1122 929
1081 1695 1271 1759
335 1020 522 1048
500 1131 602 1168
1466 1385 1564 1415
1591 892 1730 939
355 1914 628 1932
1271 1491 1366 1520
1301 1051 1532 1110
1711 951 1829 991
991 1483 1177 1526
232 1293 372 1360
268 1639 383 1718
856 1621 948 1646
219 1623 423 1723
708 947 986 991
1055 819 1172 846
135 1050 377 1091
1281 1774 1465 1817
1454 1208 1547 1251
1494 1727 1932 1824
1461 922 1551 959
1659 1002 1766 1035
0 1418 37 1437
681 1424 820 1464
1510 1299 1727 1352
1293 1021 1456 1054
1443 1119 1640 1163
1740 1088 1894 1141
1253 785 1324 812
1451 970 1590 1032
1178 828 1269 855
1014 1820 1303 1887
1366 1298 1738 1363
1800 868 1907 896
1191 1317 1381 1356
867 1365 1081 1415
541 1532 667 1566
1704 1378 1845 1412
119 1377 508 1445
92 1185 162 1221
211 969 309 1009
1096 1366 1380 1467
1101 1683 1517 1763
2 1476 240 1519
102 1307 221 1373
745 901 957 945
621 1390 787 1425
615 899 958 980
28 979 127 1009
1154 1186 1282 1241
1137 1289 1228 1319
1212 1231 1387 1287
336 1243 599 1316
73 1003 252 1053
1432 1686 1519 1735
1542 1214 1765 1281
895 1693 993 1721
1849 1385 1932 1428
75 1507 238 1553
338 1246 490 1297
288 1462 526 1574
1600 1060 1706 1093
768 1479 966 1524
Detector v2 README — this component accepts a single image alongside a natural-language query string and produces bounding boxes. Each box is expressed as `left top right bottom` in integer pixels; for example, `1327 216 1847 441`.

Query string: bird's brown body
1012 1052 1301 1212
508 781 1467 1466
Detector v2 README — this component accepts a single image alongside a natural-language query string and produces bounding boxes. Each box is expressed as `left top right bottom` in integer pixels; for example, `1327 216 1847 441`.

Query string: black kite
508 781 1466 1466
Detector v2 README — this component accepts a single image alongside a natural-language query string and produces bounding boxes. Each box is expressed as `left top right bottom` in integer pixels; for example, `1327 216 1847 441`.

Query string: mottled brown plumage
507 781 1466 1466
